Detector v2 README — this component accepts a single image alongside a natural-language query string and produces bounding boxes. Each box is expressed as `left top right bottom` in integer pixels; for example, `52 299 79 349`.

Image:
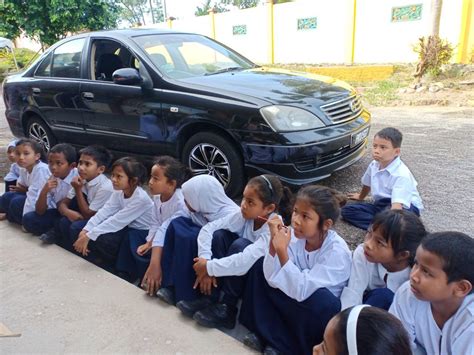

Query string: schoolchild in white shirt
117 156 191 283
342 127 423 230
71 157 153 269
390 232 474 355
156 174 240 305
54 145 114 245
0 139 49 224
313 305 411 355
340 209 426 311
177 175 293 329
240 185 352 355
23 144 78 236
4 140 19 193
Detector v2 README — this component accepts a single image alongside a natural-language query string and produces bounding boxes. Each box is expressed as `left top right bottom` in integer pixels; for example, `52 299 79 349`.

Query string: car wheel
26 117 56 152
182 132 245 198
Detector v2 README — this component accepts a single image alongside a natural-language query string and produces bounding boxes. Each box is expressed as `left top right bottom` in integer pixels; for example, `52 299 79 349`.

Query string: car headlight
260 105 325 132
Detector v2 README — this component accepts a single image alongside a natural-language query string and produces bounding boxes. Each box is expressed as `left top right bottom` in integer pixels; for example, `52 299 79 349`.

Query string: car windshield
133 33 256 79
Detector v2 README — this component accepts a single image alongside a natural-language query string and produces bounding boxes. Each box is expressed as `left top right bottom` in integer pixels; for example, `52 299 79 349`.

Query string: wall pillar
266 0 275 64
346 0 357 64
457 0 473 63
209 9 216 39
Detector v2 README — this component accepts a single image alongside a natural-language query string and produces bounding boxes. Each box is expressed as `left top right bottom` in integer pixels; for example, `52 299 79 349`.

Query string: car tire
26 117 57 152
182 131 245 198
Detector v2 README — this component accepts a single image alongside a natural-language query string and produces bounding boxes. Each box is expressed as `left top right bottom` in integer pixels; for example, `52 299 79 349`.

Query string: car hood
178 67 355 111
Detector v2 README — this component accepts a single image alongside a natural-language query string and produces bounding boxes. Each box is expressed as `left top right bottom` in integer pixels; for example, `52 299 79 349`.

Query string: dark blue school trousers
341 198 420 230
23 209 60 235
363 287 395 310
239 258 341 355
0 191 26 224
115 228 150 282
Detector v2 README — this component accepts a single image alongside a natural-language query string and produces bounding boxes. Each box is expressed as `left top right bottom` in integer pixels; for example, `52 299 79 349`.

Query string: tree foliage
0 0 120 47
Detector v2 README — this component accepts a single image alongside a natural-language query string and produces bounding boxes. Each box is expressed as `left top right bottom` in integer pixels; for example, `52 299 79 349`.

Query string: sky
163 0 206 20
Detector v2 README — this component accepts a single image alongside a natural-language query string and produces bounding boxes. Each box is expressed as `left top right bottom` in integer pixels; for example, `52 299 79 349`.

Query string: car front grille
294 141 365 172
320 94 363 124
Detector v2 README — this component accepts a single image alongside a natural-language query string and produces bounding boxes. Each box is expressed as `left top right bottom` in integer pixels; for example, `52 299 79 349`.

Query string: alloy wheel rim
188 143 231 187
29 123 50 151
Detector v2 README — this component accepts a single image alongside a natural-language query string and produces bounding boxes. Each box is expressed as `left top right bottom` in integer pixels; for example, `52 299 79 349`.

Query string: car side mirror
112 68 143 86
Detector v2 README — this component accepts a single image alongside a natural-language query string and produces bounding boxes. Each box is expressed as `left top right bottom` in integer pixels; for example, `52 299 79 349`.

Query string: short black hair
154 155 193 188
49 143 77 164
334 307 411 355
79 145 113 169
372 209 427 266
375 127 403 148
421 232 474 287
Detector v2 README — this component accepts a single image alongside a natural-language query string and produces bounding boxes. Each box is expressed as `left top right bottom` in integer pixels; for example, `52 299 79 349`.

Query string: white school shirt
5 162 20 182
66 174 114 212
362 156 423 210
390 281 474 355
17 161 50 215
203 211 274 277
340 244 411 310
46 168 79 209
263 229 351 302
149 189 187 247
84 187 153 241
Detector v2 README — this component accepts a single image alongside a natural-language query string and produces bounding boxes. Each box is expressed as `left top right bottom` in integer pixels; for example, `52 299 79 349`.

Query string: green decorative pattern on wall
232 25 247 35
297 17 317 30
391 4 422 22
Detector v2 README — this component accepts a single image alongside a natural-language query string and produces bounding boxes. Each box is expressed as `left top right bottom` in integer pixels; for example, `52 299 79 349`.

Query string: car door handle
82 92 94 100
32 87 41 95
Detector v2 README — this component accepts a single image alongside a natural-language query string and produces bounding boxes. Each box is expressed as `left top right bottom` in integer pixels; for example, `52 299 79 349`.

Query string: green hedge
0 47 39 81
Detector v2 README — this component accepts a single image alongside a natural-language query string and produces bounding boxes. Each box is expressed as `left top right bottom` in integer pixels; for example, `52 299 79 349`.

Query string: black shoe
39 229 57 244
193 303 237 329
176 297 213 318
243 332 264 352
156 287 175 305
264 346 281 355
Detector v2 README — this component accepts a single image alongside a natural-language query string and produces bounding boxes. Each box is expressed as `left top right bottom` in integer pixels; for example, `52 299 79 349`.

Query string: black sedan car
3 28 370 197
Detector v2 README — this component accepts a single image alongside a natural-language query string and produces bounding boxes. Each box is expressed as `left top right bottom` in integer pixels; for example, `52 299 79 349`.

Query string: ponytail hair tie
346 305 370 355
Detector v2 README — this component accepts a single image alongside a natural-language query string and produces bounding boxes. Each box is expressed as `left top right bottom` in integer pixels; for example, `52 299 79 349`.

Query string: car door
78 38 167 154
31 37 87 144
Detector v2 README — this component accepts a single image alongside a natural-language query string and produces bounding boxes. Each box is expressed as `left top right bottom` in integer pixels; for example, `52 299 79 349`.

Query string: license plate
351 127 369 147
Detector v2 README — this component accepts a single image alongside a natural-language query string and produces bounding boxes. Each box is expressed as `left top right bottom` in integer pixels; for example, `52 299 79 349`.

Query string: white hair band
346 305 370 355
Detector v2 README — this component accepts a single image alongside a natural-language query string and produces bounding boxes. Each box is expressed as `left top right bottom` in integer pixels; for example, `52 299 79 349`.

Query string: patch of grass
362 80 406 106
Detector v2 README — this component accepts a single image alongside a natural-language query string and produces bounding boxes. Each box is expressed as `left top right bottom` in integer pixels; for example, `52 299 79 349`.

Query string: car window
35 52 53 77
51 38 85 78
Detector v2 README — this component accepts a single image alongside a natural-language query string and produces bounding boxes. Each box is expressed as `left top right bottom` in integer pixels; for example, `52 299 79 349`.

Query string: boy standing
51 145 113 245
23 143 78 235
342 127 423 230
390 232 473 355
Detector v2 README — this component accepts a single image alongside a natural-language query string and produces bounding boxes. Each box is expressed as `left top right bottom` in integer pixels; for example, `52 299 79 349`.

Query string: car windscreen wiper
205 67 244 76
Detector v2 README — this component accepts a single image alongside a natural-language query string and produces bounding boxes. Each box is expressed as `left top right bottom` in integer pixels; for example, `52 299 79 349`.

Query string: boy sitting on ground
342 127 423 230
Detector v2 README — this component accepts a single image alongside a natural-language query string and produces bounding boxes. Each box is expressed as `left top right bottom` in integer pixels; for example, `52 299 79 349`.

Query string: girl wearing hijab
151 175 240 306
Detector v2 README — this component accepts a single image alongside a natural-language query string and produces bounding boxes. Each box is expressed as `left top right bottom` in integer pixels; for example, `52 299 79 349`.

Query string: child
70 157 153 268
116 156 191 283
340 209 427 310
390 232 474 355
178 175 292 329
0 139 49 224
342 127 423 230
313 305 412 355
153 174 240 305
22 143 78 236
4 140 19 193
53 145 113 245
239 185 352 355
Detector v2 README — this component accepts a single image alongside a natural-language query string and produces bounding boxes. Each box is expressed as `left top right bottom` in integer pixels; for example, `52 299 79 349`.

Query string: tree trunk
431 0 443 36
149 0 155 24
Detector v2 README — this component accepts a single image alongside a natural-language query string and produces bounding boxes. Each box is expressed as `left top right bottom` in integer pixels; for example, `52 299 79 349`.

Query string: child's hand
272 226 291 253
66 210 84 222
73 230 90 256
137 241 152 256
268 215 285 237
44 176 58 192
193 257 209 279
10 184 27 193
193 274 217 295
347 192 363 201
71 176 85 190
142 263 162 296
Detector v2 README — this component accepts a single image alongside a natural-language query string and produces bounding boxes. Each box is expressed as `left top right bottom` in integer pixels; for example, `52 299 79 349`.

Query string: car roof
74 28 194 39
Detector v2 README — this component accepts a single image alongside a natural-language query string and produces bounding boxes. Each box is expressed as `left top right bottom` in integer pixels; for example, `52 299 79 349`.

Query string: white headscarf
182 175 239 226
7 139 18 150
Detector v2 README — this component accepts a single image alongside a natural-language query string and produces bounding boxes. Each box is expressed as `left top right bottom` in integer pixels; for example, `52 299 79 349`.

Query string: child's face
7 147 17 163
291 198 321 239
48 152 74 179
363 226 397 265
240 184 275 220
148 165 175 196
111 165 131 191
312 315 339 355
372 135 400 166
15 144 40 170
77 154 104 181
410 246 456 302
